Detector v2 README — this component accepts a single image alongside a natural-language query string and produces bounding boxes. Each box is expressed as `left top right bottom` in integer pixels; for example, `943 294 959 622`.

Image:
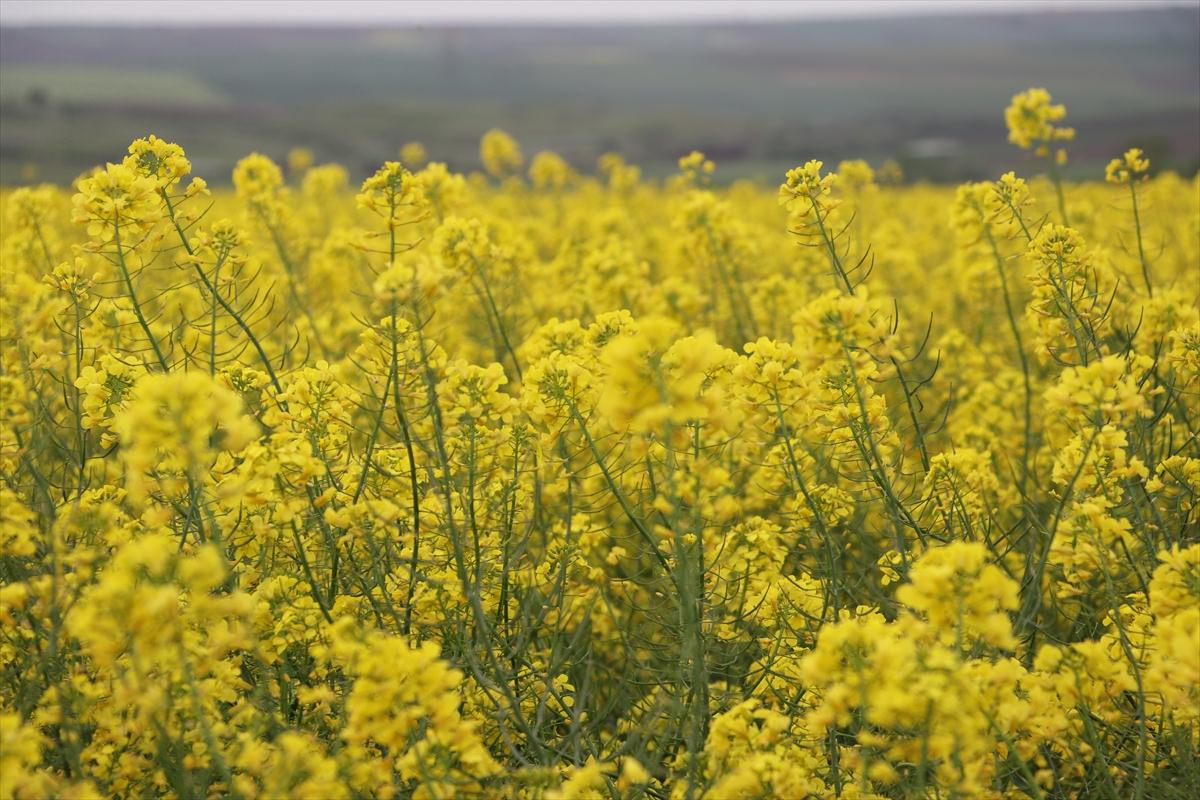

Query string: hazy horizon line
2 0 1194 29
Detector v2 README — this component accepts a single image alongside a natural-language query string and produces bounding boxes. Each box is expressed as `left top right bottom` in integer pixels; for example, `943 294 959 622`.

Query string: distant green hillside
2 7 1197 184
0 65 229 106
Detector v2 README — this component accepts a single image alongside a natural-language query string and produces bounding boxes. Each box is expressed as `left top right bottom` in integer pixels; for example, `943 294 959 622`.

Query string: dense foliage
1 90 1197 799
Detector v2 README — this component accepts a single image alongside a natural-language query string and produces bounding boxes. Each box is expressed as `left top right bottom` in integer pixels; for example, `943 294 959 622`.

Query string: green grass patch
0 65 228 106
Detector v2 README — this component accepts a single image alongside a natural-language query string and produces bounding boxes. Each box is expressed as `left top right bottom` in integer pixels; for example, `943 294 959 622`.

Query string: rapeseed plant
0 89 1197 799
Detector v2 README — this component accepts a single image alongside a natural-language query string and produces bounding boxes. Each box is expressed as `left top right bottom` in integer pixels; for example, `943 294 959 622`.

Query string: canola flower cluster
0 90 1197 799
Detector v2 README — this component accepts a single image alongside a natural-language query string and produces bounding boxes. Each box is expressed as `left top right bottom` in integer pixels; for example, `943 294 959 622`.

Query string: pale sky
0 0 1187 27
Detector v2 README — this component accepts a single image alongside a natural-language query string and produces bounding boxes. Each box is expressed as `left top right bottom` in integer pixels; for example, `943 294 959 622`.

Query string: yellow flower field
1 90 1197 799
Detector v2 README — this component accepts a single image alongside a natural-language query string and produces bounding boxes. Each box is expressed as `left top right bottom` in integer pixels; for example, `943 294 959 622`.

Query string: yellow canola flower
232 152 283 202
480 128 524 178
1005 87 1075 155
896 541 1020 650
2 102 1199 800
71 162 162 242
1105 147 1151 183
112 371 257 504
123 135 191 190
400 140 428 166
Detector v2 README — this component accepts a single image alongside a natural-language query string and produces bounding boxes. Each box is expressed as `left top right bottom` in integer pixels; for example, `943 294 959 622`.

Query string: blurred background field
1 3 1198 184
